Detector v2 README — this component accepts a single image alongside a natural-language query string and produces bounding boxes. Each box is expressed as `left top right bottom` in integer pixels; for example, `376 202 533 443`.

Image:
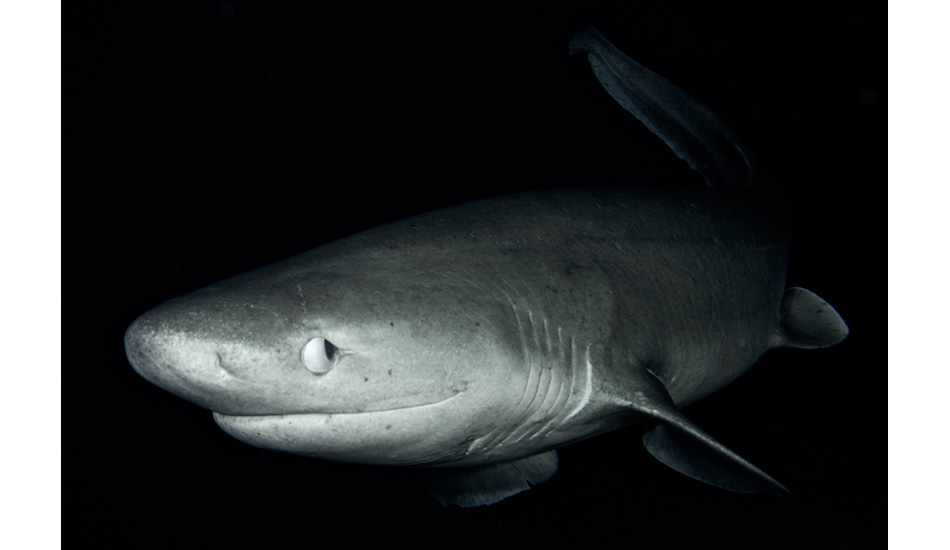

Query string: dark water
71 2 884 547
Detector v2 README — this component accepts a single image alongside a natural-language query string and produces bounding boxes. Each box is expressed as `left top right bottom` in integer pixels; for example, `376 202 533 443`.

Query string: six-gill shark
124 27 848 507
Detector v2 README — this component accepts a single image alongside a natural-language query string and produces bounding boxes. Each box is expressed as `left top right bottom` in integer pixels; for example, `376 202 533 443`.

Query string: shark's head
124 230 594 468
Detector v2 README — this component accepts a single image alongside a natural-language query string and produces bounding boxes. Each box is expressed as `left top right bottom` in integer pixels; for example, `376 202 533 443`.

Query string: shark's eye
302 336 339 374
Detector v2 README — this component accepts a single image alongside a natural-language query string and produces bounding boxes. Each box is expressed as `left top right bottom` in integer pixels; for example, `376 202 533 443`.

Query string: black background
71 1 884 547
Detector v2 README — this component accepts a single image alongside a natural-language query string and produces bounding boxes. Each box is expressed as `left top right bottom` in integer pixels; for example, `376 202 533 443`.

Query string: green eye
301 336 339 374
323 339 338 361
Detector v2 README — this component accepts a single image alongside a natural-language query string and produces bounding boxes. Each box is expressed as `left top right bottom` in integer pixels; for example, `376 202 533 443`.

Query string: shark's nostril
215 353 230 380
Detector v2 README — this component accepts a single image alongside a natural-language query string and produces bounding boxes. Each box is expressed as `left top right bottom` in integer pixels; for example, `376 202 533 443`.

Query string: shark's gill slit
301 336 341 374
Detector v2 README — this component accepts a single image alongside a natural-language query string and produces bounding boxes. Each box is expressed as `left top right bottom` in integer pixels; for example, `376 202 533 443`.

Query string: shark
124 27 848 507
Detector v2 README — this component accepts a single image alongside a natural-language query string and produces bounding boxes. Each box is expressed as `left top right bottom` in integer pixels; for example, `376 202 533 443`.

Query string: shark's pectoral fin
569 26 756 189
422 451 558 507
642 424 790 496
632 371 791 496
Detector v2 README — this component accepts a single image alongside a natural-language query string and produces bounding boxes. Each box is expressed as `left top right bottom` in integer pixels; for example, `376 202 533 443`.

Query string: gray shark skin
124 27 848 507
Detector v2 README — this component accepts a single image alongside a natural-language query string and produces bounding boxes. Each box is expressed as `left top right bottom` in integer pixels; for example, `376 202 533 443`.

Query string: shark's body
124 27 847 506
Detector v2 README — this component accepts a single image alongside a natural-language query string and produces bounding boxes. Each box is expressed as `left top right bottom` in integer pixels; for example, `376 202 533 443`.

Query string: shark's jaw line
210 391 476 466
211 390 466 421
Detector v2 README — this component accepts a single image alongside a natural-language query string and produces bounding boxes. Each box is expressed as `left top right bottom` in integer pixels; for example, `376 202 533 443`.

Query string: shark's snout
124 309 229 410
124 295 471 419
123 298 293 416
124 311 165 382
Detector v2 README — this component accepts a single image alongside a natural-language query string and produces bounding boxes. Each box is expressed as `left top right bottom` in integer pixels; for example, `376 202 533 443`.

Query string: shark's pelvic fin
632 370 792 496
776 287 849 349
423 451 558 507
569 26 756 190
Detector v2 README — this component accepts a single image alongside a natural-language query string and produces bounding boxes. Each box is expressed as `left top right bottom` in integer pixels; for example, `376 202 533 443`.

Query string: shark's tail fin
774 287 849 349
569 26 758 190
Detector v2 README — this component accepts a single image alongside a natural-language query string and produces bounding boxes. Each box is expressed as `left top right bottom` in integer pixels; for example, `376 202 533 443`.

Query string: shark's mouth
211 389 465 421
210 391 469 466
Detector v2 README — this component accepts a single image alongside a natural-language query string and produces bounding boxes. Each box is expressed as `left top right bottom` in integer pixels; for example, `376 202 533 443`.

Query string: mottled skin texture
125 187 789 468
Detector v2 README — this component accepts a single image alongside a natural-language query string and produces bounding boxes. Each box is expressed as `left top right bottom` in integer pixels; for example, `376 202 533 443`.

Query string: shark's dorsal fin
776 287 849 349
422 451 558 507
569 26 757 190
631 370 791 496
